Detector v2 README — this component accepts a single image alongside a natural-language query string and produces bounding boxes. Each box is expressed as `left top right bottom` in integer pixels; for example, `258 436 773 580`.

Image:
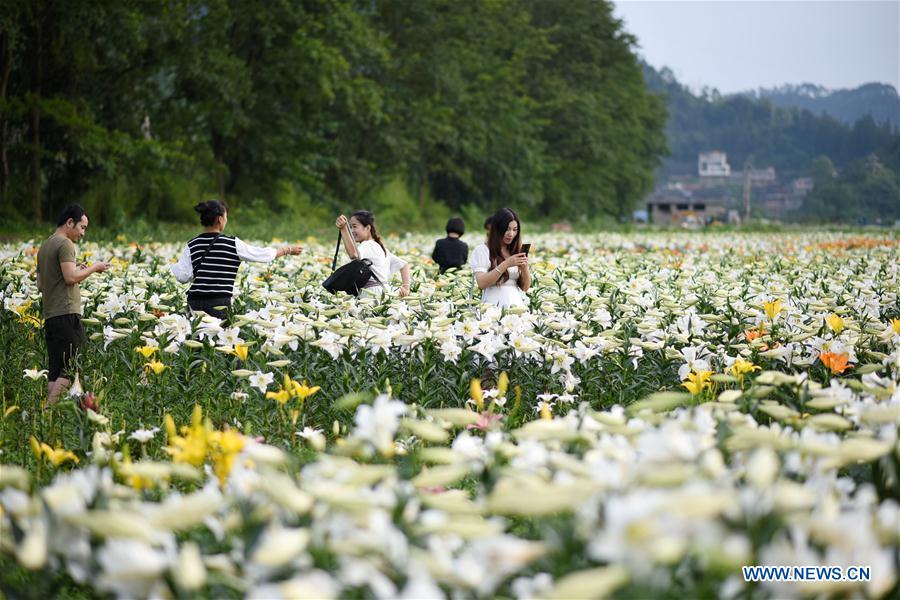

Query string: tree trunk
214 163 225 201
30 18 42 221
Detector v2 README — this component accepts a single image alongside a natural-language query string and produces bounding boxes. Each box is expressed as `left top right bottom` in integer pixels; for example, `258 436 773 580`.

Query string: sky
612 0 900 94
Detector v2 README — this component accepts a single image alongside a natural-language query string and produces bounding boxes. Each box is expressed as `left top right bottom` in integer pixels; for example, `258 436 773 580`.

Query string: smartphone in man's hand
521 243 531 256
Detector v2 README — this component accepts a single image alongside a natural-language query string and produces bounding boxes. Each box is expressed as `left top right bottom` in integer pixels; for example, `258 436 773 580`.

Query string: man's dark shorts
45 314 85 382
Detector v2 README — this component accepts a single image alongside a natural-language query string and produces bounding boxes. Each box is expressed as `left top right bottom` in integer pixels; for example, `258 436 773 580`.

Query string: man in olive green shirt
36 205 109 404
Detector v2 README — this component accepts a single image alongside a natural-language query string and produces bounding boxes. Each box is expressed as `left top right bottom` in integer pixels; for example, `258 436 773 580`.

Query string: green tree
1 0 163 221
2 0 670 226
525 0 667 219
376 0 550 212
801 154 899 224
158 0 390 206
809 155 836 186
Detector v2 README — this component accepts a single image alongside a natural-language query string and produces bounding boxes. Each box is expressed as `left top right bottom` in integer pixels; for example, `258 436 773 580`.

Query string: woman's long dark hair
487 207 521 284
350 210 386 253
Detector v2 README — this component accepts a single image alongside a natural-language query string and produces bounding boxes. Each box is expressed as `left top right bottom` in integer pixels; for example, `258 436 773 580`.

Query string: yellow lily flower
682 370 714 395
208 428 245 486
291 380 321 403
890 318 900 335
265 374 313 405
730 358 760 382
145 359 167 375
824 313 845 334
232 344 249 362
13 299 33 317
135 346 157 359
763 299 783 321
498 371 509 398
29 436 79 467
43 444 79 467
29 436 42 461
12 300 42 328
164 413 177 440
163 405 245 487
164 405 208 467
266 389 291 405
470 378 484 412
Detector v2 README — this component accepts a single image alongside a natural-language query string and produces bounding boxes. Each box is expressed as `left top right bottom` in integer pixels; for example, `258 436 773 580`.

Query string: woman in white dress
334 211 411 298
470 207 530 308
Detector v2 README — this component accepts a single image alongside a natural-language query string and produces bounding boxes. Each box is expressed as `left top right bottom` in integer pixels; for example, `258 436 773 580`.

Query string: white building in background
698 151 730 177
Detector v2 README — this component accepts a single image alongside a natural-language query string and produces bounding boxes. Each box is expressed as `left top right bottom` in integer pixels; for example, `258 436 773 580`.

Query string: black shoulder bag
322 231 381 296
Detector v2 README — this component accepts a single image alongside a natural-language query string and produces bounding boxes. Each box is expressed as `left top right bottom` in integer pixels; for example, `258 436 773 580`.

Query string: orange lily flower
819 351 851 375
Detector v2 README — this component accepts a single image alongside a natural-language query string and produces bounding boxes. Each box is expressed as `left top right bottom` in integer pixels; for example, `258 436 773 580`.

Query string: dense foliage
0 232 899 598
797 148 900 224
0 0 667 227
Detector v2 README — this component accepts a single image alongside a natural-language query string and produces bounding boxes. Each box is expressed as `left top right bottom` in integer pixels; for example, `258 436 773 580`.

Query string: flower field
1 231 899 599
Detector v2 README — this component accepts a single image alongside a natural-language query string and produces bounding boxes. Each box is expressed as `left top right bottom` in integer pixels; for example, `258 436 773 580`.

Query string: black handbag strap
194 233 222 274
331 231 342 271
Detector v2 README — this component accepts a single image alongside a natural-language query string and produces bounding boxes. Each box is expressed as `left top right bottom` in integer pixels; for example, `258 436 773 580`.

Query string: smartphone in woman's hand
521 243 531 256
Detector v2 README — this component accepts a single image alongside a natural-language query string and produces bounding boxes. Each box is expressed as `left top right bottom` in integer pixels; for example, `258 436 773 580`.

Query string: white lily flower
128 428 160 443
23 368 48 380
249 371 274 393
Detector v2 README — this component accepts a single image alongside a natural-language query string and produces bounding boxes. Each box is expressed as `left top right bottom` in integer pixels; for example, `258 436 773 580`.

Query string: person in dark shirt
432 217 469 273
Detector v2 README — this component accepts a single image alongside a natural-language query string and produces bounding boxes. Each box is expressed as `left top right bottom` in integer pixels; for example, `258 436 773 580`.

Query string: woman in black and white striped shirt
171 200 302 318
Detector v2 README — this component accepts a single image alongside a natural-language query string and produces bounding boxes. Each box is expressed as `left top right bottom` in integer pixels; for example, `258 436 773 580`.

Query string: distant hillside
641 64 900 224
642 64 899 179
741 83 899 129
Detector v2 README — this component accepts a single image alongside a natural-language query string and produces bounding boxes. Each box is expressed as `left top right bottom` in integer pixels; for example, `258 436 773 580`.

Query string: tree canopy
0 0 667 226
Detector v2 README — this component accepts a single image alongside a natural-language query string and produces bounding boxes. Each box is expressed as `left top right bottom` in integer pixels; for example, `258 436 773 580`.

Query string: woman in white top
171 200 303 318
470 207 530 308
334 211 411 298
